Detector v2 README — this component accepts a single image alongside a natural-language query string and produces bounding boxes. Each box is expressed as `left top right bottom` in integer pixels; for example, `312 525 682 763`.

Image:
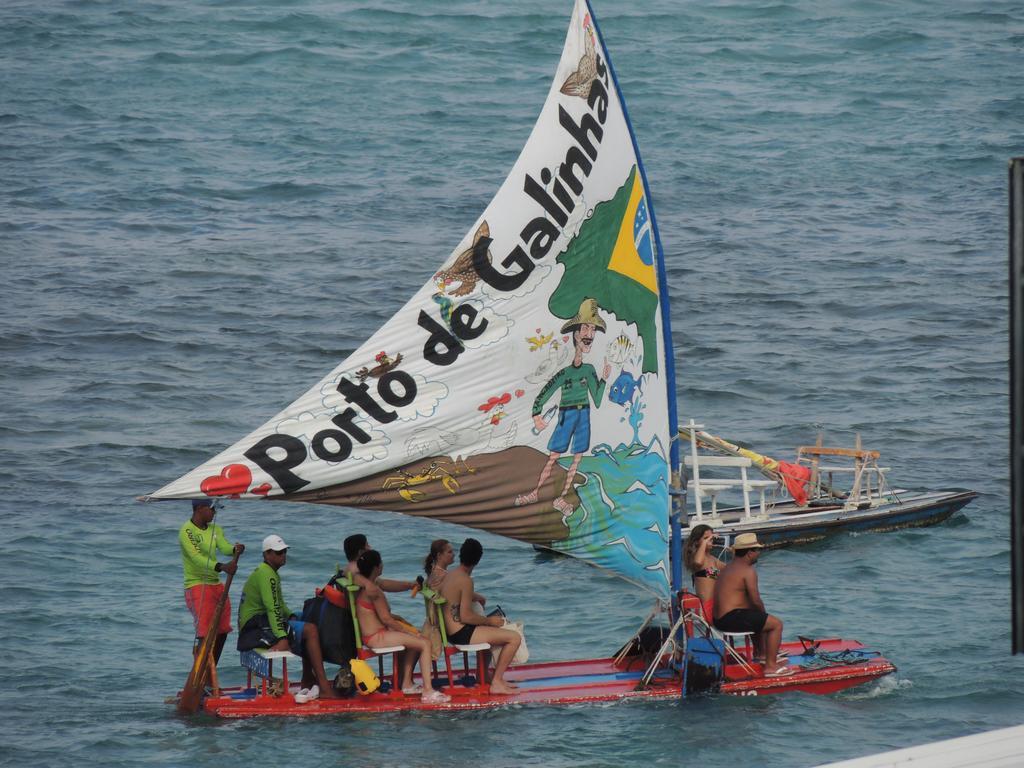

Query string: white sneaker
294 685 320 704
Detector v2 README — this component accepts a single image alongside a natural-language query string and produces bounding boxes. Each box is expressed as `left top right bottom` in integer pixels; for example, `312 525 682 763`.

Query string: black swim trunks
448 623 478 645
714 608 768 634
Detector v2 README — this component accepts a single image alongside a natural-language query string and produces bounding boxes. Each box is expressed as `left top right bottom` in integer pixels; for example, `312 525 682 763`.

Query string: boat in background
680 422 977 548
811 723 1024 768
145 0 897 716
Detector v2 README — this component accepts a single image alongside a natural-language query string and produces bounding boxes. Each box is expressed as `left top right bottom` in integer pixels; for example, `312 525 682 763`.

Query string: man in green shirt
514 298 611 520
180 499 244 666
237 535 338 701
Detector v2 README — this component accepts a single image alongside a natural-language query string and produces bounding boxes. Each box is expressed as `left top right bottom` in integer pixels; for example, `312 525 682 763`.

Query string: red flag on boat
778 461 812 506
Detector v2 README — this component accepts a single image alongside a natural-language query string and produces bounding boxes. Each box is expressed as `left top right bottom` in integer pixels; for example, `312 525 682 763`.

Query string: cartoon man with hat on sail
515 298 611 520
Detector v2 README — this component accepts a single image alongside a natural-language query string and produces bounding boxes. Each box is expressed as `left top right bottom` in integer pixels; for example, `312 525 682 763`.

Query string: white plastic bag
503 619 529 665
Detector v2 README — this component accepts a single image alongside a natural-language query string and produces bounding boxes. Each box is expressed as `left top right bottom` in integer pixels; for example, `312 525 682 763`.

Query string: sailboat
147 0 895 717
678 423 977 548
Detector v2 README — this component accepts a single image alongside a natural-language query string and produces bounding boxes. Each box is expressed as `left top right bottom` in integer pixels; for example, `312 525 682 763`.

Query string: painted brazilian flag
549 166 661 373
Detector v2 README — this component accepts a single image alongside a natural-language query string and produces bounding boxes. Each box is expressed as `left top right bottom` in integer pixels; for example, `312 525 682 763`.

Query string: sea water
1 0 1022 765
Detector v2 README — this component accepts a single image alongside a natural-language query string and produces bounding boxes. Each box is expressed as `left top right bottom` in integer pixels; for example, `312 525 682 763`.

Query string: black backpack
301 571 357 666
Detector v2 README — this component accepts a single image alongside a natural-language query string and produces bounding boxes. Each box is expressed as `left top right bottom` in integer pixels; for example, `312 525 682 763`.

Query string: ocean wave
839 675 913 700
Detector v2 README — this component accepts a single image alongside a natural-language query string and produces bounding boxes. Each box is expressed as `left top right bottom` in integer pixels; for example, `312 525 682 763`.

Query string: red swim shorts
185 584 233 637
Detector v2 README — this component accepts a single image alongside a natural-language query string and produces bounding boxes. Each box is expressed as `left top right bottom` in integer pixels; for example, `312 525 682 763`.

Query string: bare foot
552 496 574 518
514 491 538 506
489 681 518 695
320 686 341 699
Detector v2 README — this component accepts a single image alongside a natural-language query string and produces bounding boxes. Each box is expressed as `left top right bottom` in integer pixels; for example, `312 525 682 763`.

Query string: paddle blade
177 638 215 714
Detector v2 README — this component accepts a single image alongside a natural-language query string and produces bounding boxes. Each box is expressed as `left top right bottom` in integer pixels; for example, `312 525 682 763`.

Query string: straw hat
559 298 606 334
731 532 764 550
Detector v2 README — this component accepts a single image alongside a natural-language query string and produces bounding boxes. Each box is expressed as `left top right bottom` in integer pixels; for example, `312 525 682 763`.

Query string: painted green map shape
549 166 661 373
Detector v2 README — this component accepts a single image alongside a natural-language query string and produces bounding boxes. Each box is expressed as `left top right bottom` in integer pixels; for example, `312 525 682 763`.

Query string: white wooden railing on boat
684 420 777 524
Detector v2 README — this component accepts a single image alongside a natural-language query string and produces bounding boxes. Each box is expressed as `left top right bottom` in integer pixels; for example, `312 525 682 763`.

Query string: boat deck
200 638 895 718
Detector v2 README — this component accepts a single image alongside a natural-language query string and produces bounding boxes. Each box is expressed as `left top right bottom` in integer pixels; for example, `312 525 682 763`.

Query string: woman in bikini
355 550 450 704
424 539 454 590
424 539 486 606
683 524 726 604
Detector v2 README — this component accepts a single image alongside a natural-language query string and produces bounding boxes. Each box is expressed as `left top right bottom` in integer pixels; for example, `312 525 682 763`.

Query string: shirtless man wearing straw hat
712 532 792 677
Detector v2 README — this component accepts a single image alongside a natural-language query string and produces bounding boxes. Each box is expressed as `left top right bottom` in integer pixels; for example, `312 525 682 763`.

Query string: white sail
149 0 673 597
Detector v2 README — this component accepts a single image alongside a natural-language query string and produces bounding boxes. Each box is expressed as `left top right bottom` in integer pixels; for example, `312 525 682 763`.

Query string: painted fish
608 370 642 405
606 332 633 365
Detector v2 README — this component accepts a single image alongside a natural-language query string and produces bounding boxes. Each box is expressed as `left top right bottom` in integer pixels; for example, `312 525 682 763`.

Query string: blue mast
584 0 683 599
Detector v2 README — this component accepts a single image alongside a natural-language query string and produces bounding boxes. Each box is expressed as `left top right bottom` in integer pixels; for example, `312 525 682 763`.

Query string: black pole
1011 157 1024 654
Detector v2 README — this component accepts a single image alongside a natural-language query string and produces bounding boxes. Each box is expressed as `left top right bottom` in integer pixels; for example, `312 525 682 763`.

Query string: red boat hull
199 637 895 718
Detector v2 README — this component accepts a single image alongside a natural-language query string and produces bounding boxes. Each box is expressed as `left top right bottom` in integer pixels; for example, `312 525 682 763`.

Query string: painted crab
382 461 460 503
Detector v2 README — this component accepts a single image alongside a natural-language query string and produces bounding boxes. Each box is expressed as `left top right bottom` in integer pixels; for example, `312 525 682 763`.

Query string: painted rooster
356 350 403 381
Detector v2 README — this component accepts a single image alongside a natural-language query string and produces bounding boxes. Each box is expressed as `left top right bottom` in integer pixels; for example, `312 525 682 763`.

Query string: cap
731 532 764 550
192 499 218 511
262 534 289 552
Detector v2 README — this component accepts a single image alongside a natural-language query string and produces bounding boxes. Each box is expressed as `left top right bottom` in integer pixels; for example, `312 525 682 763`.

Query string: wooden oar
177 548 242 715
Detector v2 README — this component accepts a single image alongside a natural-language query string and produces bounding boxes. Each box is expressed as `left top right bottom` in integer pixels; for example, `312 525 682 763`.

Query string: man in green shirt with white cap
237 534 339 701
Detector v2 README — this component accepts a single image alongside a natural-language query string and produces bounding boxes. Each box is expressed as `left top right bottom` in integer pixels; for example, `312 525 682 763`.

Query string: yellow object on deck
350 657 380 695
